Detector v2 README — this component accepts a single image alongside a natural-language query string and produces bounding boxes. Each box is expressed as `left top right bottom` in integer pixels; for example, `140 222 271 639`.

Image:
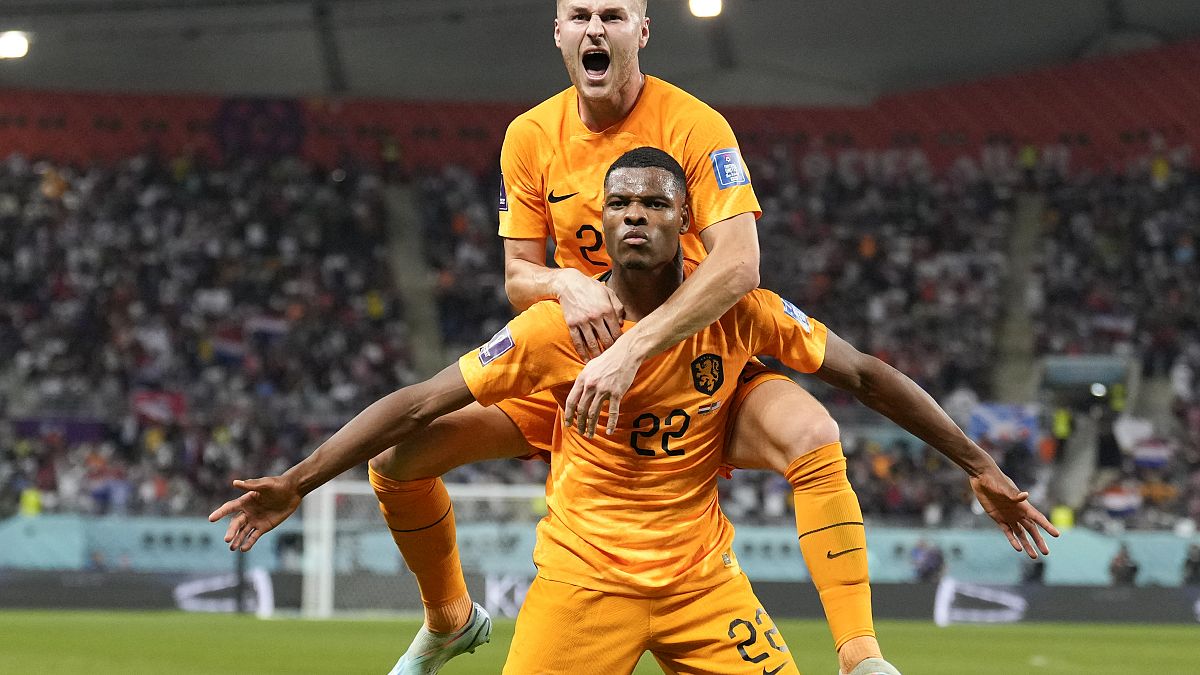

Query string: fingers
238 528 261 552
569 322 605 361
594 319 617 351
605 395 621 436
569 327 590 362
1030 508 1061 538
225 511 247 546
1013 522 1037 559
564 379 585 430
584 390 608 438
1026 519 1051 557
209 499 239 523
581 325 601 360
602 298 624 345
1002 524 1023 554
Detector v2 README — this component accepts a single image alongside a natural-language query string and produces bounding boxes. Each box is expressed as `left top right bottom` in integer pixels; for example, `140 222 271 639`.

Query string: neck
607 252 683 322
577 71 646 132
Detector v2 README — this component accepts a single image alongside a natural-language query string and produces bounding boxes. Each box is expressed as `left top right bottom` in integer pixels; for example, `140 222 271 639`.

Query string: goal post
301 479 546 619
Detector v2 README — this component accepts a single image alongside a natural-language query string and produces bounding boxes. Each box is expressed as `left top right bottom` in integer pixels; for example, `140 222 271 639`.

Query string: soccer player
211 149 1058 674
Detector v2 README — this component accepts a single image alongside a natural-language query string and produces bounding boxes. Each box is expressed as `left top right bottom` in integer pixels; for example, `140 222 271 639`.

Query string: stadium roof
1 0 1198 105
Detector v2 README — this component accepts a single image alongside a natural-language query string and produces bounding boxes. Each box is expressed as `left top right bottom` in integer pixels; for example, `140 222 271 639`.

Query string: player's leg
649 573 799 674
368 396 552 674
723 369 896 675
503 576 648 675
368 400 535 634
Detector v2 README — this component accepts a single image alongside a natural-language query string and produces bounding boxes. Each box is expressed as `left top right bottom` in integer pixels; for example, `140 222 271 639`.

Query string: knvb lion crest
690 353 724 396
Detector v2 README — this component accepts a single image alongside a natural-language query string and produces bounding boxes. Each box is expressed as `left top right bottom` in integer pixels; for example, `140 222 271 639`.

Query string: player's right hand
208 475 302 552
970 467 1060 559
556 268 625 360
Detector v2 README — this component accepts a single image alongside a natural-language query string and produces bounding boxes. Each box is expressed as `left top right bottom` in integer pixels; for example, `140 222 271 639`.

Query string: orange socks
369 466 472 633
785 442 875 650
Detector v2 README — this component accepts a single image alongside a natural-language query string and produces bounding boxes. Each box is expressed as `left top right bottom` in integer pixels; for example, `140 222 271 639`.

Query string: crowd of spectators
0 152 412 517
752 141 1015 404
1032 142 1198 366
1030 138 1200 534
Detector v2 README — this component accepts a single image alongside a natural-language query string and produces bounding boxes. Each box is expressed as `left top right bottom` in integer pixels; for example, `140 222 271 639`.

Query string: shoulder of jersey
506 86 574 141
645 76 724 121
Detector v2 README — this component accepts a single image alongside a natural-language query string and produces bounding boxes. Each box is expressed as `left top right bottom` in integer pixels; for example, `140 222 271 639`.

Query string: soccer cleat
387 602 492 675
843 657 902 675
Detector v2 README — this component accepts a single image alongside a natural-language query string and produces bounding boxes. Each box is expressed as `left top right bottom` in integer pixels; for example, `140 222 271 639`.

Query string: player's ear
640 17 650 48
679 203 690 234
554 18 562 48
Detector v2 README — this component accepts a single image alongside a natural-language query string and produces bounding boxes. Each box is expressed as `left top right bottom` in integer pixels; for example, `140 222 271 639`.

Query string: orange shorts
494 357 793 471
503 573 801 675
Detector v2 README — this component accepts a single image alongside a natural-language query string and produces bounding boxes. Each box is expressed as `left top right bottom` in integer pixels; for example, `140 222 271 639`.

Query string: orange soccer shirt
498 76 761 276
458 289 827 596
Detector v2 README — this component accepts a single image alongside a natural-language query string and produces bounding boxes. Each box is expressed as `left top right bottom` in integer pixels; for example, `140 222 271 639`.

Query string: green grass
1 611 1196 674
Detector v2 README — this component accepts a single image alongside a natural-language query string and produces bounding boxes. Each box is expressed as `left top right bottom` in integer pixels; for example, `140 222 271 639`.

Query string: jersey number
728 608 788 664
629 409 691 457
575 224 608 268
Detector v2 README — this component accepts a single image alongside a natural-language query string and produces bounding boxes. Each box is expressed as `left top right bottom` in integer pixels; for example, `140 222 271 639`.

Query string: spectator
911 539 946 582
1184 544 1200 586
1108 543 1139 586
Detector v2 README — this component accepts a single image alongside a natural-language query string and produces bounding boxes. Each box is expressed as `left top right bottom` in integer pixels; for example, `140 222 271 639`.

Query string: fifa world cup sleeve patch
478 326 515 366
781 298 813 334
710 148 751 190
498 173 509 212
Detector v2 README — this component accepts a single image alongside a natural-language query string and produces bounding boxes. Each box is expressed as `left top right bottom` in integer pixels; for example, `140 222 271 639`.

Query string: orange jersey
458 289 827 596
498 76 761 276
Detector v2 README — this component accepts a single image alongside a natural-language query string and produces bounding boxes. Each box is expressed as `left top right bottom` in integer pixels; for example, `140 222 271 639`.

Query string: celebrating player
211 149 1058 674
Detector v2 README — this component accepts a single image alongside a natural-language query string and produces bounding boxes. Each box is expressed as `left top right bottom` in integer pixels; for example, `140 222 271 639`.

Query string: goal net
301 478 546 619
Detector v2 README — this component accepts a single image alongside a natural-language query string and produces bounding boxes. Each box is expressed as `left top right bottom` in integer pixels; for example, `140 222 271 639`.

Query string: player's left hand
969 467 1060 559
208 475 302 552
564 337 642 437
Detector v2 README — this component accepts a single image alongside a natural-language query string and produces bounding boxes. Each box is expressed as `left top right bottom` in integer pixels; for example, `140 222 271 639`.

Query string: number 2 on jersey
575 224 608 267
630 409 691 457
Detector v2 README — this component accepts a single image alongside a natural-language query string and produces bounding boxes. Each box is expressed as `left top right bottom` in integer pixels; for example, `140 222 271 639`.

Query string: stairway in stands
990 192 1044 403
382 183 445 378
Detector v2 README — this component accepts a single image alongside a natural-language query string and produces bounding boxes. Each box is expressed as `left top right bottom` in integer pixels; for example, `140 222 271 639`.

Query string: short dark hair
604 146 687 196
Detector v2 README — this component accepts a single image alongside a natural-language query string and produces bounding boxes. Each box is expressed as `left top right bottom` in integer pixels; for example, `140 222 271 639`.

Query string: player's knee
772 409 840 467
800 410 841 455
368 445 416 482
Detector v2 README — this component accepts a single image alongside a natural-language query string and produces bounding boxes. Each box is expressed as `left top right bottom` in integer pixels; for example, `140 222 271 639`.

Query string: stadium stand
0 153 411 516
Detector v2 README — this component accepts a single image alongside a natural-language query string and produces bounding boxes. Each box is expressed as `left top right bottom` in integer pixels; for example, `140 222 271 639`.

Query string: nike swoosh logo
827 547 864 559
547 190 579 203
762 664 785 675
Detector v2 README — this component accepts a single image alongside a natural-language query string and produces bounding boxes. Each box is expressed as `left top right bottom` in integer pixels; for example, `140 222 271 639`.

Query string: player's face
555 1 649 103
602 167 689 270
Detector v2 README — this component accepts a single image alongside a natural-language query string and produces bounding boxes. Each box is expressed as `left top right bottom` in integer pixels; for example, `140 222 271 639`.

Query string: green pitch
1 610 1196 674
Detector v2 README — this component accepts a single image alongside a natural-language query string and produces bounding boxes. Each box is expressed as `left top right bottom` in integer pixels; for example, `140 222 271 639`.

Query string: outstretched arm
208 364 476 551
565 212 759 435
815 330 1061 558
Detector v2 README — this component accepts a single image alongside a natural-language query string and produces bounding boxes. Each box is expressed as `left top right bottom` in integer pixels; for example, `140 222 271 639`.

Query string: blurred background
1 0 1199 667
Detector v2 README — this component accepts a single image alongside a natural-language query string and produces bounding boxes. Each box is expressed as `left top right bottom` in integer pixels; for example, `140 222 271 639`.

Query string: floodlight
689 0 722 19
0 31 29 59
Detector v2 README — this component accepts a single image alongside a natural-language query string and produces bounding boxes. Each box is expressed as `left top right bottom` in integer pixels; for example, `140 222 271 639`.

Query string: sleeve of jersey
678 107 762 232
736 289 828 374
457 302 580 407
498 118 550 240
